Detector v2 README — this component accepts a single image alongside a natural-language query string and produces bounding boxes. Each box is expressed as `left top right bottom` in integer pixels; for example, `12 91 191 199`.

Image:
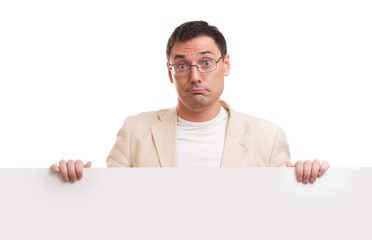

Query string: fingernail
303 179 309 184
77 174 82 179
297 177 303 182
64 176 69 182
71 178 76 182
310 178 316 183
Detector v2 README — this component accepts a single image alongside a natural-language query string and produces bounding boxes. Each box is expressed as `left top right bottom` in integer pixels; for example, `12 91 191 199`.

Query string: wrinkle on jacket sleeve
269 127 291 167
106 117 132 168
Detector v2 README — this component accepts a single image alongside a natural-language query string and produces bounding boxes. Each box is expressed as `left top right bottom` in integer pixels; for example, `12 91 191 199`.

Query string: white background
0 0 371 168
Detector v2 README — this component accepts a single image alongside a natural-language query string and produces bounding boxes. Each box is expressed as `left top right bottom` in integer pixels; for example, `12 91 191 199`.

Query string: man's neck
177 100 221 122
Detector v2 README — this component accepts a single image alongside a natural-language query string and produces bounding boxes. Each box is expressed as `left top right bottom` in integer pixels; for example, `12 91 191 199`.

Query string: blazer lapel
220 101 251 167
151 107 178 167
150 101 249 167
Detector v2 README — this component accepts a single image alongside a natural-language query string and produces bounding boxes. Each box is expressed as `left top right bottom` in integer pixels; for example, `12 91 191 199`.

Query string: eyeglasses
169 56 223 76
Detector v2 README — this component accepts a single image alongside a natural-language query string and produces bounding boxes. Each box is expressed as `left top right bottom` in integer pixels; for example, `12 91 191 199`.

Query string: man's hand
50 160 92 183
286 160 329 184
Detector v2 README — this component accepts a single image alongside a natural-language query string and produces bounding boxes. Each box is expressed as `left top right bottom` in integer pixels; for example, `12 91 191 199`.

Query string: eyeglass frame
168 55 224 77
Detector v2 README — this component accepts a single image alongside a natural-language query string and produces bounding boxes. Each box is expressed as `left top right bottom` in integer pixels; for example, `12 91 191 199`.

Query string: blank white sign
0 168 371 240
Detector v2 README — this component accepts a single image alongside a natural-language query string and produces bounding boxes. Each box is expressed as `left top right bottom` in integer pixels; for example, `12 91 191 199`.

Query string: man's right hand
50 160 92 183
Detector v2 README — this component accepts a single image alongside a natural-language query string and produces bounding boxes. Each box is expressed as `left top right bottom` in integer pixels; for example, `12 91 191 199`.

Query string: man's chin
186 95 210 108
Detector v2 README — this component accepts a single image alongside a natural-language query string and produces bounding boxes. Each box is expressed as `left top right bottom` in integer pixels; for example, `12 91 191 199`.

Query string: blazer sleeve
269 127 291 167
106 118 132 168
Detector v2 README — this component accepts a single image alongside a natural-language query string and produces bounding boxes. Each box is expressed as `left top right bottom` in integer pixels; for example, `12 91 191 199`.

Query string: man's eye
177 64 188 70
202 60 212 67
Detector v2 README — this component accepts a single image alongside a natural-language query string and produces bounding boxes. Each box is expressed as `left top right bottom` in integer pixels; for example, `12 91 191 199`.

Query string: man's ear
167 62 174 83
223 54 231 76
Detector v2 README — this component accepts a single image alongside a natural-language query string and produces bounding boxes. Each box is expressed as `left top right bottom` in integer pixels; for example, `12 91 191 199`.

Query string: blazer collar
151 107 178 167
151 101 250 167
220 101 251 167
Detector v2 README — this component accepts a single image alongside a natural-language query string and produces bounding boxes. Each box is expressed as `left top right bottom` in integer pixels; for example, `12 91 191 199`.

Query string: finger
318 160 330 177
310 159 321 183
295 160 303 182
84 161 92 168
67 160 77 183
75 160 84 180
50 164 60 173
286 161 294 168
302 160 312 184
59 160 69 182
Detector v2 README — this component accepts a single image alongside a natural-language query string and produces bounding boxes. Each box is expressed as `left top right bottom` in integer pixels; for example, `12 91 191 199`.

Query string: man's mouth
188 88 208 94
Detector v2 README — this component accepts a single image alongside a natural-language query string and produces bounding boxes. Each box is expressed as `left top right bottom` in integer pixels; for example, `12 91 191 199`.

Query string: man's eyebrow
199 51 215 56
172 51 215 61
173 54 186 60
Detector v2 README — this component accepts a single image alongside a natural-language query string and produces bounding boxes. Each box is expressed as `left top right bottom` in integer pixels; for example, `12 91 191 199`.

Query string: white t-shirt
177 107 229 167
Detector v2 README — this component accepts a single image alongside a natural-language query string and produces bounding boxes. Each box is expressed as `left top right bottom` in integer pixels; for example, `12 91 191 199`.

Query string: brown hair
166 21 227 61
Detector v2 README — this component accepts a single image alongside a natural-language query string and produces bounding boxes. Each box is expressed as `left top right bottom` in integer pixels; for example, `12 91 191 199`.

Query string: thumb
84 161 92 168
286 161 294 168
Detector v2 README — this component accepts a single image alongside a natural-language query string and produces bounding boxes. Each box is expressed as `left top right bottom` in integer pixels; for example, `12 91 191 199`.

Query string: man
51 21 329 184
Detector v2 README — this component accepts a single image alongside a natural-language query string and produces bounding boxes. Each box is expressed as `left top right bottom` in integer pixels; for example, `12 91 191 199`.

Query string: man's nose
189 65 202 83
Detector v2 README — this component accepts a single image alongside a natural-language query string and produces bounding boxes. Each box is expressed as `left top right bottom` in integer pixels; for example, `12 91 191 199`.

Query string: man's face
167 36 230 112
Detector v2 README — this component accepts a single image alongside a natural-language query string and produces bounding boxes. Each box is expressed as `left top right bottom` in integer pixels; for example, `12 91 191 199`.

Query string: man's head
166 21 227 62
166 21 230 121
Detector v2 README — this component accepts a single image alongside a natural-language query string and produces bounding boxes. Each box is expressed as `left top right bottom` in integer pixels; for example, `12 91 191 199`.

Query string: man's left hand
286 160 329 184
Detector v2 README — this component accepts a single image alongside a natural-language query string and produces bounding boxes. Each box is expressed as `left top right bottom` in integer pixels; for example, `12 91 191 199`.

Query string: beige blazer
106 101 290 167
